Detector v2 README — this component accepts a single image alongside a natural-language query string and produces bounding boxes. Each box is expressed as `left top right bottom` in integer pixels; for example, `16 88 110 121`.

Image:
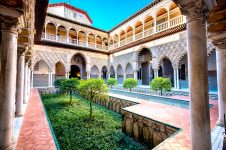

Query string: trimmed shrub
123 78 138 91
106 78 117 88
150 77 172 95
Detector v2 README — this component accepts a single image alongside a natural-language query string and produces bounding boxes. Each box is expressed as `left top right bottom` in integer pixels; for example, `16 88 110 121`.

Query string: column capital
17 48 26 56
175 0 209 23
0 15 20 34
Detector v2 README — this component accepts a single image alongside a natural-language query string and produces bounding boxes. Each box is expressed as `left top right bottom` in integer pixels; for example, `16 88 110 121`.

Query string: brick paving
16 89 56 150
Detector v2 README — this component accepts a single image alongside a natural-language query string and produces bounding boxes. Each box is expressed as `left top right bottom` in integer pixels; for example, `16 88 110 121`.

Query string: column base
216 119 225 127
0 143 16 150
15 113 23 117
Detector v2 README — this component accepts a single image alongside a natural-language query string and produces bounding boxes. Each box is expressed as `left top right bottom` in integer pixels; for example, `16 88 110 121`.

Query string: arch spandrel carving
32 51 67 71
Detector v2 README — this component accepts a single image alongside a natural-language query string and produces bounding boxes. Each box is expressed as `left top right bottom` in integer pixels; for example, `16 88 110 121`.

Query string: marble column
31 69 34 88
154 69 158 78
216 47 226 126
123 73 126 81
173 69 180 89
0 21 19 149
87 72 90 79
23 62 28 104
186 6 211 149
27 69 31 95
48 71 53 87
176 69 179 89
65 72 68 79
173 69 177 89
108 72 111 79
134 71 138 80
15 50 25 116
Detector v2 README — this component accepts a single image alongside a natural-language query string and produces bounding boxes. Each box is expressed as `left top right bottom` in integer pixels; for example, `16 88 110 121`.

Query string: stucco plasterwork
111 52 134 72
32 50 67 71
90 57 109 72
151 38 187 70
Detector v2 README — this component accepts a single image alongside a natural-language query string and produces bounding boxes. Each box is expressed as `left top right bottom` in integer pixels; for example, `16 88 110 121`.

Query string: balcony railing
46 34 56 41
57 36 67 43
88 42 95 48
144 27 154 37
114 43 118 49
42 15 185 51
120 40 126 46
156 22 168 33
96 44 102 50
135 32 143 40
69 38 77 45
170 15 184 28
78 40 86 47
126 36 133 44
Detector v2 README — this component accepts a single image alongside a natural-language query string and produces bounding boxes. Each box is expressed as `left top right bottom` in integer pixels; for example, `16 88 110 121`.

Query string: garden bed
42 94 147 150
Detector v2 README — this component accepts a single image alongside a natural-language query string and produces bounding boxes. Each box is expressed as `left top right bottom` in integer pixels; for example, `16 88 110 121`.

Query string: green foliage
123 78 138 91
150 77 172 95
54 78 67 88
60 78 80 104
77 78 109 119
42 94 146 150
106 78 117 88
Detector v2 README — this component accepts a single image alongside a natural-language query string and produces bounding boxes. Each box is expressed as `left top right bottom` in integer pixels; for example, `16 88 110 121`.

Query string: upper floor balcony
41 2 186 52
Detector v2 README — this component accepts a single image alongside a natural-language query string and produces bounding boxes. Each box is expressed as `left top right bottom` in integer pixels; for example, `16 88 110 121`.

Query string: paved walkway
16 89 56 150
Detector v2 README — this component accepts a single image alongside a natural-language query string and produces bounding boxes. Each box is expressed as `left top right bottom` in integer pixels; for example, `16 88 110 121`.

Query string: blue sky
49 0 153 31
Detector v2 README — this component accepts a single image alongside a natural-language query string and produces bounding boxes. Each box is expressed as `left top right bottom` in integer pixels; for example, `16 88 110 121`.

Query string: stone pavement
16 89 56 150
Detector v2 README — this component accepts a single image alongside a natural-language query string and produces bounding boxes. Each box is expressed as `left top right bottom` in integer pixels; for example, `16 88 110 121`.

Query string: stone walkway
16 89 56 150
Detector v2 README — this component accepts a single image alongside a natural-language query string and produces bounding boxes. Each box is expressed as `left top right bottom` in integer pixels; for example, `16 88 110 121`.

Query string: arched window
69 28 77 44
134 21 143 40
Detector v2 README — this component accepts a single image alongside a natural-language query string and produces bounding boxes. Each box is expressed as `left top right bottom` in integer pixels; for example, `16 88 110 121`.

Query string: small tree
60 78 80 104
123 78 138 91
106 78 117 88
150 77 172 95
77 78 108 120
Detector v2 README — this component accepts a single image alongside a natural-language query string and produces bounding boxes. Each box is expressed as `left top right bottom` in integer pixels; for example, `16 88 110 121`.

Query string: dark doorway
102 66 108 80
180 64 186 80
70 65 80 79
158 66 163 77
141 62 149 85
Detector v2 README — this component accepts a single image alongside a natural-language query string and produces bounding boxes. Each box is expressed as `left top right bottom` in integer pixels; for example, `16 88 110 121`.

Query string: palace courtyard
0 0 226 149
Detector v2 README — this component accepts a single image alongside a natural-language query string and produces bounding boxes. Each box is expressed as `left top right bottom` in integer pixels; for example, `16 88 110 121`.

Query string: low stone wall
37 87 57 94
121 110 179 148
94 96 138 114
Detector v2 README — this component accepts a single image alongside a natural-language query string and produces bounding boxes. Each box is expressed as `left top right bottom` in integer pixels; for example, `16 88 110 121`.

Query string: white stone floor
13 103 27 141
212 125 225 150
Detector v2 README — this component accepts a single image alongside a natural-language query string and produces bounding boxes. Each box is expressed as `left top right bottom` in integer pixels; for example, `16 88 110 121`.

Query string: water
110 89 214 109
